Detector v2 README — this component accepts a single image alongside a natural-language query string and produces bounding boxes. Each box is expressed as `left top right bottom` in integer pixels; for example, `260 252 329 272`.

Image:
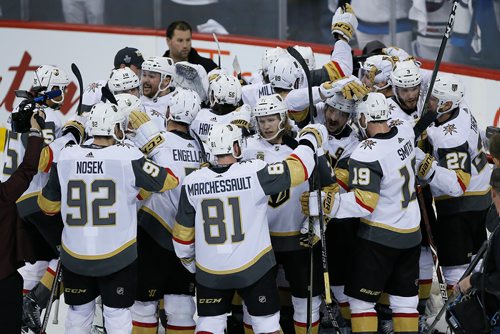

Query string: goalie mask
253 94 288 142
207 123 244 159
167 88 201 125
108 67 140 96
141 57 176 99
431 73 465 115
88 102 127 142
269 56 304 91
32 65 70 105
208 74 242 108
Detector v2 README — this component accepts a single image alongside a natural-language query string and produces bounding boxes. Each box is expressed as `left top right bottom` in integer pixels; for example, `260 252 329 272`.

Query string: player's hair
490 167 500 194
166 21 192 39
490 133 500 161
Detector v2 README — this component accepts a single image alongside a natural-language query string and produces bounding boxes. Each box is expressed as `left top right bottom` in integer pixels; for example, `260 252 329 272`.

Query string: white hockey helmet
293 45 316 70
114 93 143 118
356 92 390 125
32 65 70 104
253 94 288 141
358 55 394 91
269 56 304 90
141 57 176 97
208 74 242 108
431 73 465 114
325 92 356 113
261 47 286 78
207 68 231 83
108 67 140 95
390 60 422 88
207 123 243 159
88 102 127 142
167 88 201 125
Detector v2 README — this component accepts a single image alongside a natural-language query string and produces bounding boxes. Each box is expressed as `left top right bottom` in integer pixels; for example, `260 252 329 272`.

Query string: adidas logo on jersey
210 117 217 121
398 137 404 143
86 152 94 158
187 143 194 148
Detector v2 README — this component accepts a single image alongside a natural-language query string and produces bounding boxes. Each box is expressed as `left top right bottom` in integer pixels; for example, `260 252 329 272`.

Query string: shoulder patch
360 139 377 150
443 124 458 136
389 119 403 127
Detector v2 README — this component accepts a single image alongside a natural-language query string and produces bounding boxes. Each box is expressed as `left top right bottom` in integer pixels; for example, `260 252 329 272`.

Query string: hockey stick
416 185 448 302
413 0 459 139
191 130 210 167
425 239 489 333
40 259 62 334
287 46 340 333
71 63 84 116
101 85 118 105
52 295 60 325
212 33 222 68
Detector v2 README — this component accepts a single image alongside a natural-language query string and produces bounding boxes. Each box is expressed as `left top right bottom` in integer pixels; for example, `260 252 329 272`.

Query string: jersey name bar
187 176 252 196
172 149 203 163
76 161 104 174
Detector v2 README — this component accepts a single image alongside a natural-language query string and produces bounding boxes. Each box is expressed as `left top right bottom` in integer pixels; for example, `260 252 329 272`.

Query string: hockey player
131 88 204 334
358 55 395 97
190 73 250 142
243 94 335 333
1 65 66 332
173 122 328 334
37 102 179 334
303 93 421 333
140 56 177 130
417 73 492 296
108 67 140 97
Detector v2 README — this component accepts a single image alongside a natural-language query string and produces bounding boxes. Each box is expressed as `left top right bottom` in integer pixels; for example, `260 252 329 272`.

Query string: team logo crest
388 104 396 113
258 296 267 303
116 287 124 295
389 119 403 127
150 109 163 118
360 139 376 150
256 151 265 160
124 55 132 64
443 124 457 136
87 82 103 93
274 146 280 151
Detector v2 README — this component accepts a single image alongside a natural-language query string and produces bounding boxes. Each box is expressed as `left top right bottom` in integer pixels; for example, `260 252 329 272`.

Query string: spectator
61 0 104 24
114 47 145 76
0 111 45 334
163 20 218 73
490 133 500 167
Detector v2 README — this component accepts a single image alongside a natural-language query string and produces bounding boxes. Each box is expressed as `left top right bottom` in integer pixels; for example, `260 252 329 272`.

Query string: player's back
182 159 276 289
350 120 421 248
56 143 145 276
190 108 235 142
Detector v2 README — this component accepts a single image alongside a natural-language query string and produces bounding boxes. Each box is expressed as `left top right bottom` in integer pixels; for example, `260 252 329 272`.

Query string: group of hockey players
3 3 493 334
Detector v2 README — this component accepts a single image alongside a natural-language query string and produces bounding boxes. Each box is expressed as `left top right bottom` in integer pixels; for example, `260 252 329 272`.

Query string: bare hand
456 275 472 294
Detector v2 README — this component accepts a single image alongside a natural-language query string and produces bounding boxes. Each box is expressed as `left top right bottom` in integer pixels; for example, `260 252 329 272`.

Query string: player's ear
233 142 241 157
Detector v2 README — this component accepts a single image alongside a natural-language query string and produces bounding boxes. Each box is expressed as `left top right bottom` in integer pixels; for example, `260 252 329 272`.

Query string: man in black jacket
0 111 44 333
163 20 218 73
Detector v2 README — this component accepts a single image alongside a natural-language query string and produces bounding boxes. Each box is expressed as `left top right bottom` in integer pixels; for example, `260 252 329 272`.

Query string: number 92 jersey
334 120 421 249
38 143 178 276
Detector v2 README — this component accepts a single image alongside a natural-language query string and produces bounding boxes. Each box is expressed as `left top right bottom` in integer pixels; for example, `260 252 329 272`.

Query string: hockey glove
415 147 437 180
331 3 358 42
298 124 328 149
61 119 85 144
180 257 196 274
300 185 339 217
342 80 369 101
299 218 321 248
382 46 419 64
128 111 164 156
230 104 252 129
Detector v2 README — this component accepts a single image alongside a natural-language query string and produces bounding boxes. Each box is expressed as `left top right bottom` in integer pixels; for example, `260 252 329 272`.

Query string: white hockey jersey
190 108 236 142
241 82 274 108
173 144 316 289
141 93 171 131
38 142 178 276
332 120 421 249
2 106 62 217
426 102 492 214
81 80 107 113
243 135 309 252
139 130 207 251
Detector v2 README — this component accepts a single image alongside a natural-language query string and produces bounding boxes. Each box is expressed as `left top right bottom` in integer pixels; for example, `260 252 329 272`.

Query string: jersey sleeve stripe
354 188 379 213
335 167 350 191
38 146 53 173
172 222 194 244
160 167 179 192
455 169 471 192
37 193 61 215
286 154 308 186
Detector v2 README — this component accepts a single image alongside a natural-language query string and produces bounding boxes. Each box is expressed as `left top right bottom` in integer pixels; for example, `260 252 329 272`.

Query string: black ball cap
114 47 145 69
362 40 386 56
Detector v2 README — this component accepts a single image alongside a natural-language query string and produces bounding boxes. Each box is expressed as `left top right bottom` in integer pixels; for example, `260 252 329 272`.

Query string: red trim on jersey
457 175 467 193
351 312 378 318
136 193 144 201
392 313 419 318
337 179 349 192
132 320 158 328
295 320 320 327
243 323 253 329
166 167 179 184
47 267 56 276
23 289 30 295
331 60 345 77
355 196 374 213
290 153 309 180
43 147 53 173
167 324 196 329
173 236 194 245
339 301 350 307
419 279 433 284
